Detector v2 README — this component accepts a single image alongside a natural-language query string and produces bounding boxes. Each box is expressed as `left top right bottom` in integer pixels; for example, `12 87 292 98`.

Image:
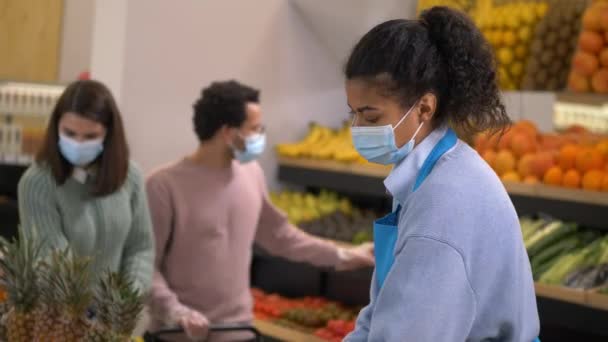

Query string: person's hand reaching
177 309 209 341
336 242 375 271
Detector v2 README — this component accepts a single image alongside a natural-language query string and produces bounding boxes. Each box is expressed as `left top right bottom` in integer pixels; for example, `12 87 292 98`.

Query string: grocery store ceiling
291 0 418 63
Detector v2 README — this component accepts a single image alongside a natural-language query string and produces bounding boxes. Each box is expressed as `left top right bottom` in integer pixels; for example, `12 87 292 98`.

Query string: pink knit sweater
146 159 341 333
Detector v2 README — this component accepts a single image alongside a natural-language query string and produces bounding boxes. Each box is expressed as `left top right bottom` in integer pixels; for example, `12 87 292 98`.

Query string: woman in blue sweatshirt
343 6 540 342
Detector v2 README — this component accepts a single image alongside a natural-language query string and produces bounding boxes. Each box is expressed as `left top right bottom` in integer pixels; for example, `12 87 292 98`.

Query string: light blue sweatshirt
345 127 540 341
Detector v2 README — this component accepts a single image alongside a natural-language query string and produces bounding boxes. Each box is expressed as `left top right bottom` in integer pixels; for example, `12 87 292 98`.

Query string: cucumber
530 234 580 270
525 221 562 251
528 223 577 258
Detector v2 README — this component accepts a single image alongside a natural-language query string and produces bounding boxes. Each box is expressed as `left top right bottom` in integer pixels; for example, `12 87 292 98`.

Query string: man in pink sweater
145 80 374 341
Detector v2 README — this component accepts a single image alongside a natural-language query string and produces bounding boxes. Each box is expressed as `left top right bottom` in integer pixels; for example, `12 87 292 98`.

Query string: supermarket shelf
278 157 608 229
278 157 391 178
277 157 389 197
556 92 608 106
254 319 325 342
504 182 608 207
534 283 587 306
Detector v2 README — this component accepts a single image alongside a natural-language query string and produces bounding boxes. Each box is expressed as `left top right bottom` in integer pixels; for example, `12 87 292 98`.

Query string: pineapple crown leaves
94 271 144 335
38 248 94 317
0 227 44 312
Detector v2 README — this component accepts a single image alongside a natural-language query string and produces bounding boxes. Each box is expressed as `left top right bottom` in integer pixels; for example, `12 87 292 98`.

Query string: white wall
58 0 94 82
105 0 351 188
89 0 555 189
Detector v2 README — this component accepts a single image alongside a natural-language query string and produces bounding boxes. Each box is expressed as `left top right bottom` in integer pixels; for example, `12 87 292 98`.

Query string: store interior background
3 0 608 341
14 0 555 189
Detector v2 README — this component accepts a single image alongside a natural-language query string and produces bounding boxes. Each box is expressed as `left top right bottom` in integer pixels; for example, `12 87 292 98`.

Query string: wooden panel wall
0 0 64 82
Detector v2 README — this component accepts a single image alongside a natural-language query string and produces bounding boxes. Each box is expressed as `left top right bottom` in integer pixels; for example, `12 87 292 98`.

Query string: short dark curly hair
344 6 509 137
193 80 260 141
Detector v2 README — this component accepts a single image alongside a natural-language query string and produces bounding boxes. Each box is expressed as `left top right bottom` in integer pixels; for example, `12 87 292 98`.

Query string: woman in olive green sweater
18 80 154 293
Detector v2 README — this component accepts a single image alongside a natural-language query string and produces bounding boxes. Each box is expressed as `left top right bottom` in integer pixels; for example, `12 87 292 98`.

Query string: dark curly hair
193 80 260 141
344 6 509 137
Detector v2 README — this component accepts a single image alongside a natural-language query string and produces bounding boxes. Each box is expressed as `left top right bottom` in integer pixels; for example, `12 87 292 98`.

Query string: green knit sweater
17 162 155 293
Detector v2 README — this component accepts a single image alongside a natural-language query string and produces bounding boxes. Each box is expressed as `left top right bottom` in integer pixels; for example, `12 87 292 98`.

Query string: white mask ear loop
412 121 425 138
392 101 419 131
351 114 358 127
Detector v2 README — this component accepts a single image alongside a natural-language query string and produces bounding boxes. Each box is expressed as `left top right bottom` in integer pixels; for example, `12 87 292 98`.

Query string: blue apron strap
413 128 457 192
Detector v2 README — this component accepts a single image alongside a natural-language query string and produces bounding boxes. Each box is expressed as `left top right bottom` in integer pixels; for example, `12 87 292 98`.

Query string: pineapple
0 229 43 342
0 290 10 341
85 271 144 342
38 248 94 342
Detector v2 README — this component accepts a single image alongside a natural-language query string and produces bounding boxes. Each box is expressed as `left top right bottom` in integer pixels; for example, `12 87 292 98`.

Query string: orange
482 150 498 169
540 134 564 151
575 147 604 173
497 129 515 150
562 169 582 188
582 170 604 191
502 171 521 183
511 133 537 158
531 152 555 179
596 140 608 158
517 154 536 178
495 150 516 176
602 173 608 191
514 120 539 139
543 166 564 186
474 133 489 152
523 175 540 185
558 144 580 170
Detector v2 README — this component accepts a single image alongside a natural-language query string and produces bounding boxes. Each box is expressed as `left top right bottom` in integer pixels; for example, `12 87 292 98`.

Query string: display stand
266 157 608 339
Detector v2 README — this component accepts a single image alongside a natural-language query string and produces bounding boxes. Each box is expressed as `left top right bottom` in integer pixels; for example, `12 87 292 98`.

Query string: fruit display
275 122 367 164
522 0 589 90
473 1 549 90
270 190 356 225
0 231 144 342
270 190 375 244
280 304 356 329
299 211 375 245
568 0 608 93
474 120 608 191
314 320 357 342
521 216 608 289
252 289 357 342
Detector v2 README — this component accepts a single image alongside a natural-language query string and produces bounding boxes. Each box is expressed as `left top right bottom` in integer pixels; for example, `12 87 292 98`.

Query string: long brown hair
37 80 130 196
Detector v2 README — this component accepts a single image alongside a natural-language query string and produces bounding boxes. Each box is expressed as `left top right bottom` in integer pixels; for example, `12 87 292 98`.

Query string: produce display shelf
278 157 608 230
254 319 325 342
534 283 587 306
279 157 608 206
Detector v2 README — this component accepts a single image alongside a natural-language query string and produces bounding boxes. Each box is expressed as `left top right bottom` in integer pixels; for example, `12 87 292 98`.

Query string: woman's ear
418 93 437 122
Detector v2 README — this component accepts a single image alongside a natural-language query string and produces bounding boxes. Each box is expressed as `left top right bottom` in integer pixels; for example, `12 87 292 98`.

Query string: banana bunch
276 122 366 164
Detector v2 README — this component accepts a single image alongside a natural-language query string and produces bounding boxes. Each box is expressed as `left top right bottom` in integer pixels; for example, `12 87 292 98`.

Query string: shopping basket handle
149 322 262 341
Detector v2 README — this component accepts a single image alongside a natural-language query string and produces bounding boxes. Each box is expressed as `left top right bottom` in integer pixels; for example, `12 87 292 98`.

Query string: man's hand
178 309 209 341
336 242 375 271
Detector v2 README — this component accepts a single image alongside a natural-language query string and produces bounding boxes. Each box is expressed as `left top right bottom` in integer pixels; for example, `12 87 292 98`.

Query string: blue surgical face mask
233 132 266 163
58 133 104 166
351 103 424 165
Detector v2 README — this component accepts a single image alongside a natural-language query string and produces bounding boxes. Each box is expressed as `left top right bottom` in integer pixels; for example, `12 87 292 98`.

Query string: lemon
502 31 517 47
520 10 535 25
518 26 532 43
498 67 510 84
497 48 514 65
505 16 520 30
510 62 525 79
514 45 528 59
536 3 548 18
